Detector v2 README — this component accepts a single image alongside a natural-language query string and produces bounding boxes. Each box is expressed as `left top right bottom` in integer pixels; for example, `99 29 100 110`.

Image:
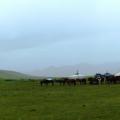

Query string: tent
114 72 120 77
47 78 53 81
69 74 86 79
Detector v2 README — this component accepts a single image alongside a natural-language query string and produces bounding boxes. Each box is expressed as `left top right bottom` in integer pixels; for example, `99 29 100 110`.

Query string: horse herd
40 73 120 86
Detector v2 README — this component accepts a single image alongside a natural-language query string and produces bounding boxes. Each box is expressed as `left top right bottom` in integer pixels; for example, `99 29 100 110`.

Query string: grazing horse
104 73 115 84
88 77 98 85
40 79 54 86
114 76 120 84
95 73 105 85
76 78 87 85
61 78 76 86
105 75 117 84
54 79 66 86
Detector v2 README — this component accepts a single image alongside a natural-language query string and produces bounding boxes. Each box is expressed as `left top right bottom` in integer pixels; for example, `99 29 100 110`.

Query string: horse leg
46 82 48 86
52 81 54 86
74 81 76 86
40 81 43 86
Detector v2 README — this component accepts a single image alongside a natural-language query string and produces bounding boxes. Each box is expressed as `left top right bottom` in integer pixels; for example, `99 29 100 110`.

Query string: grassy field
0 80 120 120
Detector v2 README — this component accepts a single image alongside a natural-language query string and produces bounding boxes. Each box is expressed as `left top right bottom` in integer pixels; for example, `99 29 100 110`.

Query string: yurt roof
115 72 120 76
69 74 86 79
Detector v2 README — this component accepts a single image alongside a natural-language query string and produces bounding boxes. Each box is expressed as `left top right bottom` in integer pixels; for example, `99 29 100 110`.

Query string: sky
0 0 120 72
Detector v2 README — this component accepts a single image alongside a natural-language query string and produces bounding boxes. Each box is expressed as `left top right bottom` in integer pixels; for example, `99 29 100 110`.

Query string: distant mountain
29 63 120 77
0 70 38 80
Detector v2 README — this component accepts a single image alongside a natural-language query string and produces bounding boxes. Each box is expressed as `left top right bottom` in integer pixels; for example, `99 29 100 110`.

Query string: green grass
0 80 120 120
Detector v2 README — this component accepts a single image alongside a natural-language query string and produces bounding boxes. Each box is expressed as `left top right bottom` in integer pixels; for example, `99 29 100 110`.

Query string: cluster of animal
40 73 120 86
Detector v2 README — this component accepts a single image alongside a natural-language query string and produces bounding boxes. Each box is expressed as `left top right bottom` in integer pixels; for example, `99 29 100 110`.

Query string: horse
65 78 77 86
88 77 99 85
105 75 117 84
40 79 54 86
95 73 105 85
114 76 120 84
54 78 66 86
76 78 87 85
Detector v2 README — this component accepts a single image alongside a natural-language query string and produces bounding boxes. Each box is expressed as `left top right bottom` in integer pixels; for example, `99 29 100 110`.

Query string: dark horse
54 78 66 86
104 73 115 84
40 79 54 86
55 78 76 86
76 78 87 85
63 78 76 86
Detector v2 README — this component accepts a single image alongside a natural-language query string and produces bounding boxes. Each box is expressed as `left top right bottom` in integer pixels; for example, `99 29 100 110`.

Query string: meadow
0 80 120 120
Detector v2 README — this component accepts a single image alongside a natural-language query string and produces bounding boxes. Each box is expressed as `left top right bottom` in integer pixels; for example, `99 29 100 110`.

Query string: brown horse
63 78 76 86
76 78 87 85
40 79 54 86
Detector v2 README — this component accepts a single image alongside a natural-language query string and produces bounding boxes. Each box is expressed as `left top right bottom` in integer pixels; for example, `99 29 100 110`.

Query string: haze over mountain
28 63 120 77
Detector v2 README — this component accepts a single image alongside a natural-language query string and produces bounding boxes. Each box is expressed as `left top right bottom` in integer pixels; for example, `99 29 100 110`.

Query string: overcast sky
0 0 120 72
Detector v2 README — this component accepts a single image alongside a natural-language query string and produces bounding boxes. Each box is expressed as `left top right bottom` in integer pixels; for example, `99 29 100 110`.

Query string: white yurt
114 72 120 77
69 74 86 79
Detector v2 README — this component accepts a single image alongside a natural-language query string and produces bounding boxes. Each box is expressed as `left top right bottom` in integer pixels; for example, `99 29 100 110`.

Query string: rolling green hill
0 70 36 80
